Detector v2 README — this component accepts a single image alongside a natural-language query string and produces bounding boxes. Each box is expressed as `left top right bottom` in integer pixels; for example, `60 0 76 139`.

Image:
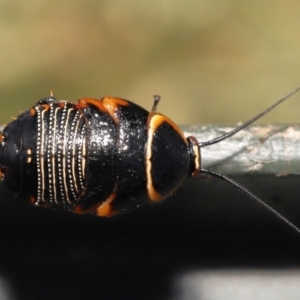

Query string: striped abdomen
0 96 199 217
35 101 87 207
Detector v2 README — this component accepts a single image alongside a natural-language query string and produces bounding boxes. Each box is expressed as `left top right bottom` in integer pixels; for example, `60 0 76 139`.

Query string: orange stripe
96 193 117 217
77 98 108 113
102 97 129 124
146 113 188 201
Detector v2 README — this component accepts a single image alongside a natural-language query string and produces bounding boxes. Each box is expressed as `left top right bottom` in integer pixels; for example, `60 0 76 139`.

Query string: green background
1 1 300 126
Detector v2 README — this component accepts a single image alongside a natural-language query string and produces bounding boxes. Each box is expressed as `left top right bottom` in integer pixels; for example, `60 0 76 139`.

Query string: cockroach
0 88 299 233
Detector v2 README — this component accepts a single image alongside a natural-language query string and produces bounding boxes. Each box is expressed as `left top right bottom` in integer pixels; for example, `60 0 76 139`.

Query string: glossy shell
0 96 200 216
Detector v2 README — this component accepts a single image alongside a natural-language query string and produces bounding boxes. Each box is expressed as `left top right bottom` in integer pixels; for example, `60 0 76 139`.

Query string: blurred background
1 0 300 126
1 1 300 300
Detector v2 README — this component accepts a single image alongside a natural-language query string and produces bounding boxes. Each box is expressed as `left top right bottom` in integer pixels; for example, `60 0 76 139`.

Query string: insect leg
151 95 161 112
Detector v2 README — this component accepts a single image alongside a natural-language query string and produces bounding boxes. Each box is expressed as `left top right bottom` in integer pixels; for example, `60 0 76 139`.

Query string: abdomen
0 96 192 217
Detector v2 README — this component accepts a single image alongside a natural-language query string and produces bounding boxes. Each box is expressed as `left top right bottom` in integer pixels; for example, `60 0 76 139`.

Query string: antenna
199 86 300 147
197 87 300 234
201 169 300 234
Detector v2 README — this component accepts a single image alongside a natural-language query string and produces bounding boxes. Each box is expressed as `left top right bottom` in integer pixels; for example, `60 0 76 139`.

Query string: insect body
1 90 300 234
0 96 200 217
